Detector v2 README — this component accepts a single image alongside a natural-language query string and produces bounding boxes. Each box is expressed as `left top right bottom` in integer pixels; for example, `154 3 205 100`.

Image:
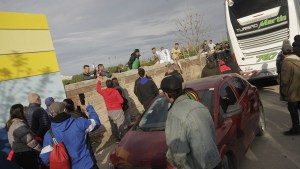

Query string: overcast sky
1 0 226 75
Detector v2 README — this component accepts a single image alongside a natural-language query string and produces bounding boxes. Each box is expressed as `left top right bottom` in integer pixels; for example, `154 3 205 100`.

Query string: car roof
185 73 241 90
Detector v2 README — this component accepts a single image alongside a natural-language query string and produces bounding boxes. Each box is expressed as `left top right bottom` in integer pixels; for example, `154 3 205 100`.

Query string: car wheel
222 154 236 169
257 105 266 136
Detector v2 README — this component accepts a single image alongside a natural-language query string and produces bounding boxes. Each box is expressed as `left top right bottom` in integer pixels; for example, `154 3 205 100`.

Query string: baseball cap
49 102 66 115
160 75 183 94
45 97 54 107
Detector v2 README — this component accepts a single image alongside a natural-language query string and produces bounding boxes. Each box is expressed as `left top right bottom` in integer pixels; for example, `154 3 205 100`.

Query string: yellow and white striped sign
0 12 60 81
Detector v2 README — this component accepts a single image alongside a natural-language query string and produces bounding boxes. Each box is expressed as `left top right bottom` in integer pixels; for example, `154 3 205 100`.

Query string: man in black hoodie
292 35 300 57
201 56 221 78
134 68 159 109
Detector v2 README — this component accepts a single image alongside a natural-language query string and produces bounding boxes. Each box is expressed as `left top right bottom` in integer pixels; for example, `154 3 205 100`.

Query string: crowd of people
5 93 101 169
5 35 300 169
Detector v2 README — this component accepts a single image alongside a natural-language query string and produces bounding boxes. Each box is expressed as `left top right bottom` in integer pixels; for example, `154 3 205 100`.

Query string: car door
216 81 241 158
228 77 255 149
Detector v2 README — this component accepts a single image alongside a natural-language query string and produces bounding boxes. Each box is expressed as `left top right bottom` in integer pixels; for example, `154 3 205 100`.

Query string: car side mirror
223 104 243 119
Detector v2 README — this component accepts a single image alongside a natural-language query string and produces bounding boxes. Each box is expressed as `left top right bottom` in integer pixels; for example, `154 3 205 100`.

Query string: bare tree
176 9 210 56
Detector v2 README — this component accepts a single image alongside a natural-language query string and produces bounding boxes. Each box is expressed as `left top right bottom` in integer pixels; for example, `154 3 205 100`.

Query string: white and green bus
225 0 300 80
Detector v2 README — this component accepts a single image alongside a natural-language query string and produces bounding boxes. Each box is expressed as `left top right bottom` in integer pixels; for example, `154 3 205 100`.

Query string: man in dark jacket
83 65 97 80
292 35 300 57
134 68 159 109
128 49 141 70
164 63 184 83
40 102 100 169
97 64 112 78
26 93 50 138
280 42 300 135
201 56 221 78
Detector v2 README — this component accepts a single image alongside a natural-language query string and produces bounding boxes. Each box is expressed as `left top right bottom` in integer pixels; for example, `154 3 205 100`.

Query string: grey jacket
8 119 41 153
165 95 221 169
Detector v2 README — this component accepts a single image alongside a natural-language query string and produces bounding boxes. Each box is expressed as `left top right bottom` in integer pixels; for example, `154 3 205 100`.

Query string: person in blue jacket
40 102 101 169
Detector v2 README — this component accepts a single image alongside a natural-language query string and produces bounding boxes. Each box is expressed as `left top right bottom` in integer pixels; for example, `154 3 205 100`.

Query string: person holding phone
82 65 97 81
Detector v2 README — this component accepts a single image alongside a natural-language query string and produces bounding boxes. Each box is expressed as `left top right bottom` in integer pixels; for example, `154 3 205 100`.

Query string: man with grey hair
26 93 50 139
40 102 101 169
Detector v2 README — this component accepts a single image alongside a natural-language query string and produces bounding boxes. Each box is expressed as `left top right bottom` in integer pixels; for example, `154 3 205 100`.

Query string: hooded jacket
40 105 100 169
96 80 124 111
280 54 300 102
292 35 300 57
201 62 221 78
134 76 159 108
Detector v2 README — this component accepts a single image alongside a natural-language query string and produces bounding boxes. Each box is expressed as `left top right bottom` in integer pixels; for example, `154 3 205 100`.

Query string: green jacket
280 55 300 102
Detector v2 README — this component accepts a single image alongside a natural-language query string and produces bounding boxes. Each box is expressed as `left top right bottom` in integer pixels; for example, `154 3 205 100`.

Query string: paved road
239 84 300 169
96 83 300 169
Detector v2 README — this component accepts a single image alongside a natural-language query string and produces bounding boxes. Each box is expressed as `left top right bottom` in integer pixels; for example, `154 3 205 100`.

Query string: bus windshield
229 0 282 18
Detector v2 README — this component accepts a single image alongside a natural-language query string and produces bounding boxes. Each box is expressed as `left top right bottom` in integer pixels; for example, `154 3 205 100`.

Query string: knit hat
281 39 293 54
49 102 66 115
45 97 54 107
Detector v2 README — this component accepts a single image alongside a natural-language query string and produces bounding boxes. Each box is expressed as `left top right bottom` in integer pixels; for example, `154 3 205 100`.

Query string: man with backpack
40 102 101 169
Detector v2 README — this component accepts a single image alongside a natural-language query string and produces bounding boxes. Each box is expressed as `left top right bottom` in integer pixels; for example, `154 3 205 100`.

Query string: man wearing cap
280 39 300 135
161 75 221 169
44 97 54 116
134 68 159 109
164 63 184 83
40 102 100 169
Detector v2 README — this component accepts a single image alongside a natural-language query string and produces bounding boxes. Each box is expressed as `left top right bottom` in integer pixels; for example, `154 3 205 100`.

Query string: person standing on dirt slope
97 64 112 78
171 43 183 73
128 49 141 70
152 47 166 64
280 41 300 136
134 68 159 109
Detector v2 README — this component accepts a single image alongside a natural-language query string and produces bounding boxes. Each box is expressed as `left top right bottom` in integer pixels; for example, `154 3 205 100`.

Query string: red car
109 74 266 169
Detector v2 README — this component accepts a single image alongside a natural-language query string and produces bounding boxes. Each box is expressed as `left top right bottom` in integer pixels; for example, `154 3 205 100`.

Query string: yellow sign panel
0 30 54 55
0 12 48 30
0 51 60 81
0 12 60 81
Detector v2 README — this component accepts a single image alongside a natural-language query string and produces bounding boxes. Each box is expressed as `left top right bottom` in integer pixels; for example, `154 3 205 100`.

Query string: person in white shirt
208 40 216 53
161 47 174 64
152 47 166 64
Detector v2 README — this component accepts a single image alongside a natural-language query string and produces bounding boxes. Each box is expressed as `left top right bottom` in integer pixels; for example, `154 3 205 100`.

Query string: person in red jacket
219 60 233 74
96 77 126 142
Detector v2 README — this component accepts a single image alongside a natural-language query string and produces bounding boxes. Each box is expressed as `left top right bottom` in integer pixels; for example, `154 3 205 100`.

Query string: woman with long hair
6 104 41 169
